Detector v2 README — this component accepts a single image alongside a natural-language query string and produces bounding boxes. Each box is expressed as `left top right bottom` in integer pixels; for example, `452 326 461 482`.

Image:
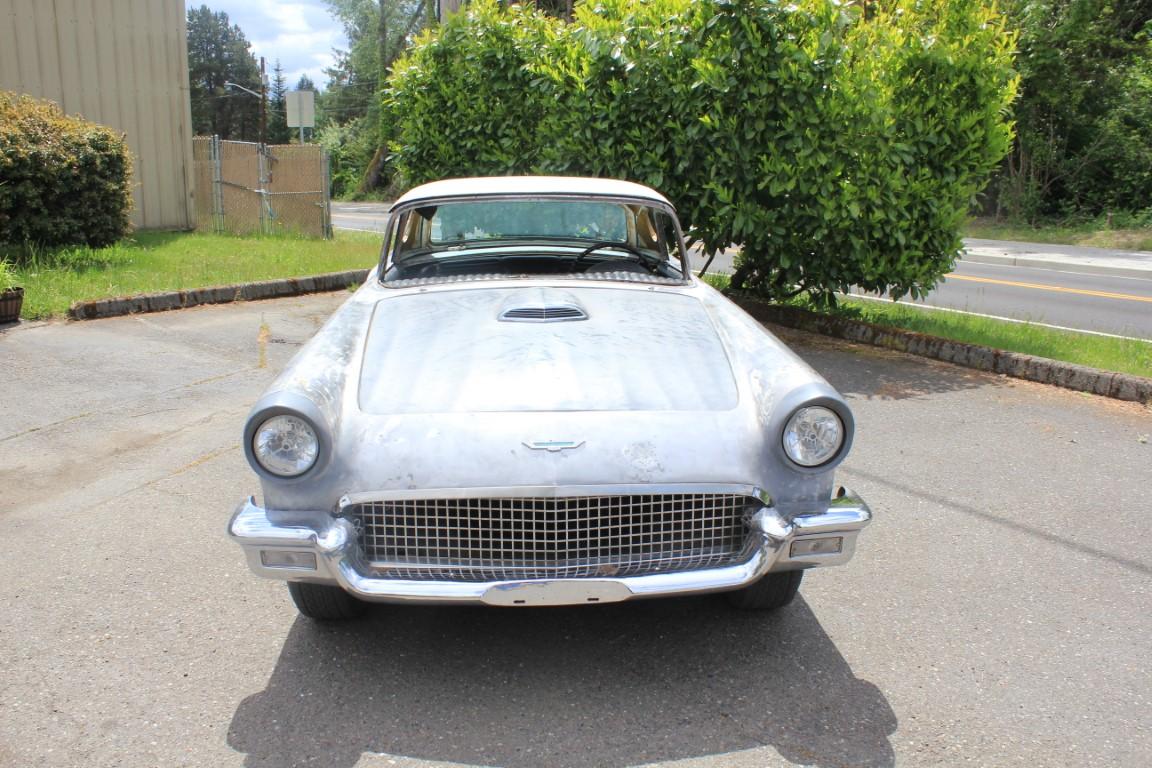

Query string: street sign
286 91 315 129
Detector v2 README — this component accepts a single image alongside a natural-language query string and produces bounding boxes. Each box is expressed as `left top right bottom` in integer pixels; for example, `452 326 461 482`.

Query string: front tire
725 570 804 611
287 581 367 620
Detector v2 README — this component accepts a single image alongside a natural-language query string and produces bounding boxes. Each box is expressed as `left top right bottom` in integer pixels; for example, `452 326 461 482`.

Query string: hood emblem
523 439 585 453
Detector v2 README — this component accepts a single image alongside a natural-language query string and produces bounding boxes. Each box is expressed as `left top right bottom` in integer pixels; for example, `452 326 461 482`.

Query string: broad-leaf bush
384 0 1016 303
388 2 557 181
0 92 133 251
318 116 382 198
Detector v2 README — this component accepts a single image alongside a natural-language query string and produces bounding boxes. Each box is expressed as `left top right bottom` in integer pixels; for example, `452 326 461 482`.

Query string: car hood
253 279 846 513
357 286 738 414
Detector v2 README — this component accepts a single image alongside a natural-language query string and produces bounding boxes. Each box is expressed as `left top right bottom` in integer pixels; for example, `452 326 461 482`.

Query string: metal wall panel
0 0 195 230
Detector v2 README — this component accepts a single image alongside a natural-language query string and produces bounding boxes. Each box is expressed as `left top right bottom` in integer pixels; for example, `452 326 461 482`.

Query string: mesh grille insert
347 493 756 581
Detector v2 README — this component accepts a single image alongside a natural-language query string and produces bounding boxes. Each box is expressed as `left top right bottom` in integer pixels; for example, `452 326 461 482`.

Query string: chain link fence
193 136 332 238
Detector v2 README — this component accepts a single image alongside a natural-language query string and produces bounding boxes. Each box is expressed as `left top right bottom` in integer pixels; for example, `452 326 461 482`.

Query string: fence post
321 148 332 239
211 135 224 234
257 143 268 235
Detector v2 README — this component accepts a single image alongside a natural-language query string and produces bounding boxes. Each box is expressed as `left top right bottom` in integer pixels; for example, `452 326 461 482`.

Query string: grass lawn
702 274 1151 378
838 297 1152 378
964 217 1152 251
6 231 382 319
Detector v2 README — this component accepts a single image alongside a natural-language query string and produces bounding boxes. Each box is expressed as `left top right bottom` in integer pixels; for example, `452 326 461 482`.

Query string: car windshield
382 197 687 283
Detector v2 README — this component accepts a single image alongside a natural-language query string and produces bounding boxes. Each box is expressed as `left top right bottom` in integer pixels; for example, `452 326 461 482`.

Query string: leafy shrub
384 0 1017 304
992 1 1152 222
0 92 132 252
387 2 557 183
1086 38 1152 213
318 116 381 199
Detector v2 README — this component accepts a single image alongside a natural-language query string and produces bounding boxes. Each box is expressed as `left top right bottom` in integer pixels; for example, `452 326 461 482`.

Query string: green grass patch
834 297 1151 378
5 231 382 319
701 273 731 291
965 216 1152 251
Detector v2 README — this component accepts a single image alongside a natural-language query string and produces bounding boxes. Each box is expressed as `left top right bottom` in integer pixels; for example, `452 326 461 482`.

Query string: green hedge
385 0 1017 304
0 92 132 251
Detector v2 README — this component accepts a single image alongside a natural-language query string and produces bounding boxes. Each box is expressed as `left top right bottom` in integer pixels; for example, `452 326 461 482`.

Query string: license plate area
482 580 632 607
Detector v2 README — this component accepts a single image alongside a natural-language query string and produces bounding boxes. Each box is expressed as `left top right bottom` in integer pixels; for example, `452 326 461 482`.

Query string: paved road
690 241 1152 340
2 293 1149 767
876 261 1152 339
332 202 392 233
332 203 1152 338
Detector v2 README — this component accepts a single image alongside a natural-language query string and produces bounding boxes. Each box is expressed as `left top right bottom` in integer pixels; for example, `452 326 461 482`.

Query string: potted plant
0 259 24 324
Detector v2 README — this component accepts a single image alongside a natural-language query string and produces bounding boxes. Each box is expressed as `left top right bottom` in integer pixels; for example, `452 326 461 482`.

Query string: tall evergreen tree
186 5 263 140
267 60 291 144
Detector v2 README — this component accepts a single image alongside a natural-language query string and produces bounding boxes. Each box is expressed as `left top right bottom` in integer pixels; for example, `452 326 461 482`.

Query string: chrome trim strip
793 507 872 534
338 484 771 507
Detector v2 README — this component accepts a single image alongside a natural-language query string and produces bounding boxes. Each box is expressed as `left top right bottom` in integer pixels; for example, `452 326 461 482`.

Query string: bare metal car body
229 177 870 613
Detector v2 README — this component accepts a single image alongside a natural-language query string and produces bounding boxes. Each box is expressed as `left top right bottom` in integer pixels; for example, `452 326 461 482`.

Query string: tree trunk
358 146 388 195
729 262 752 291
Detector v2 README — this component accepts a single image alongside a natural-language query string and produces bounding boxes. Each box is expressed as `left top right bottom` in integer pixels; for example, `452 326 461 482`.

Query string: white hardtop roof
391 176 673 209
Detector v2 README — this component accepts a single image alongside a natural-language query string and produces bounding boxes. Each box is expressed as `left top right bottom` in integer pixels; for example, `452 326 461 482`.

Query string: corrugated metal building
0 0 195 230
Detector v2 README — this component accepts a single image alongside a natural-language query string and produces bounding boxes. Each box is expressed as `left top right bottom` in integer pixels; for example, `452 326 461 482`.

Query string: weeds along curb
67 269 371 320
732 296 1152 405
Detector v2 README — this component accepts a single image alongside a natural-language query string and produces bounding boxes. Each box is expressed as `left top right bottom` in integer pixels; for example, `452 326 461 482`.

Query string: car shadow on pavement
228 595 896 768
779 327 1009 402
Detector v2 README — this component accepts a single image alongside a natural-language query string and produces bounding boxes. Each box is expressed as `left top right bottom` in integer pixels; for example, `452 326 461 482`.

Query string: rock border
733 297 1152 404
67 269 371 320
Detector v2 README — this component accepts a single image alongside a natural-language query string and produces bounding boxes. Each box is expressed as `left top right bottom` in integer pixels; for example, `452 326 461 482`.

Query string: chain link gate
193 136 332 238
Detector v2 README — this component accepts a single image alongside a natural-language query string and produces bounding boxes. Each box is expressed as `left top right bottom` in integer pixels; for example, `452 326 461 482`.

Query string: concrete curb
67 269 371 320
732 297 1152 404
960 251 1152 280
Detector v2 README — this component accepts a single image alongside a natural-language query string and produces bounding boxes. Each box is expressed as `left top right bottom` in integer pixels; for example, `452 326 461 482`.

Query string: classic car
229 176 871 620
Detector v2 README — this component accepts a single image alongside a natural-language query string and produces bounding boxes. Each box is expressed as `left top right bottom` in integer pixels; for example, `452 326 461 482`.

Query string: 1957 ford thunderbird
228 176 871 619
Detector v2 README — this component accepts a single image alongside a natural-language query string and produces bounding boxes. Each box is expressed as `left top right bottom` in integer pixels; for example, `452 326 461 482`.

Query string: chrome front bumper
227 490 872 606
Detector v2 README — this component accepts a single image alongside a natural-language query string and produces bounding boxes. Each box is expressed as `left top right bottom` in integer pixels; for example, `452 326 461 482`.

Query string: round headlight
782 406 844 467
252 414 319 477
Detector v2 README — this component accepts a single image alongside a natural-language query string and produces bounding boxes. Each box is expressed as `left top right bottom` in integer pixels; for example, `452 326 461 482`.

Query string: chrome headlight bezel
781 404 847 469
243 396 332 481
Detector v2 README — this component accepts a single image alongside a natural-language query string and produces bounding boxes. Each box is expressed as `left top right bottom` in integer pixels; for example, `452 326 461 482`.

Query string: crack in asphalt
841 467 1152 577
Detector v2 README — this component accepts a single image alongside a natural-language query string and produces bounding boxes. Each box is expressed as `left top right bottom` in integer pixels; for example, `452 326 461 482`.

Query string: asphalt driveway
1 292 1149 767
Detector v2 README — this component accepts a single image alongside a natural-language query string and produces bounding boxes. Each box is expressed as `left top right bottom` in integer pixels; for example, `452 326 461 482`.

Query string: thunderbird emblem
523 439 585 452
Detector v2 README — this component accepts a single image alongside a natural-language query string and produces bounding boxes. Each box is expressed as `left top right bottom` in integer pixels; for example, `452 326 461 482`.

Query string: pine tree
267 60 290 144
186 5 263 140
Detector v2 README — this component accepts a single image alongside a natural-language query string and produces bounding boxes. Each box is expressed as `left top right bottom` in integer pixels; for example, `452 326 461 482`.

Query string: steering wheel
573 241 659 273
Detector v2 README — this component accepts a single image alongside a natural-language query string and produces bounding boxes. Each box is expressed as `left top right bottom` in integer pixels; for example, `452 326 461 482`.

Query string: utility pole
259 57 267 146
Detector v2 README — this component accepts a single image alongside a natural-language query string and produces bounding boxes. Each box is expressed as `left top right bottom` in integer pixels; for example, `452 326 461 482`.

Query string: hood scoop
499 303 588 323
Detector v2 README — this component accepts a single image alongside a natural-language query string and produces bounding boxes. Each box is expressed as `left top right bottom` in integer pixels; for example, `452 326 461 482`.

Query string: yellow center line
945 273 1152 303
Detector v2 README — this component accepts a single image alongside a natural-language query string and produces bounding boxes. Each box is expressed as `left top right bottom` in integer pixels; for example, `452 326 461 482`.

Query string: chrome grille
348 493 756 581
